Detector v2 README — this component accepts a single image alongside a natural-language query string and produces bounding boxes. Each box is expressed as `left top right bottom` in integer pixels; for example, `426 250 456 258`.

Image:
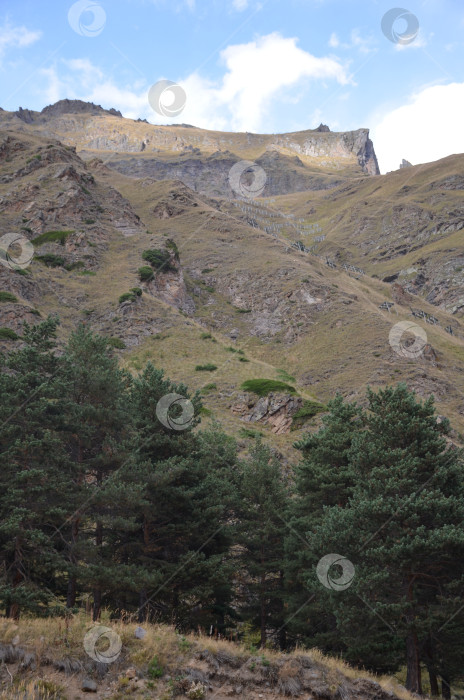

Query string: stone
81 678 97 692
134 626 146 639
125 667 137 679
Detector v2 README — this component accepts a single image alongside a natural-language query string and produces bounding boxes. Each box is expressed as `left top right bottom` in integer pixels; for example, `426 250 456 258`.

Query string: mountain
0 101 463 460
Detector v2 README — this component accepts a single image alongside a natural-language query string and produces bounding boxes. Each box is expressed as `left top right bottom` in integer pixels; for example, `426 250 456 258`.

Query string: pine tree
0 318 73 617
236 440 289 648
123 364 237 631
284 394 361 652
303 385 464 693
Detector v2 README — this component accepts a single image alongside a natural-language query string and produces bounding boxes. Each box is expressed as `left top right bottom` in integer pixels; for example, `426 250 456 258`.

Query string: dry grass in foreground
0 613 419 700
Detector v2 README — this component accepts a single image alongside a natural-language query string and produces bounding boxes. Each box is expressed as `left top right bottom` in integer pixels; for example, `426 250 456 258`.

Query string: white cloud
39 32 350 133
328 29 376 54
232 0 249 10
0 20 41 64
371 82 464 173
394 31 428 51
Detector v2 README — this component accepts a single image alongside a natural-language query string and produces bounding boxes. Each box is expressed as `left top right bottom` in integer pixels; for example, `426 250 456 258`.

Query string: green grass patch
292 400 327 427
142 248 175 272
84 218 95 225
276 369 296 383
138 266 154 282
64 261 85 271
201 268 214 273
239 427 264 439
0 291 18 303
195 363 217 372
200 332 212 340
32 230 74 246
0 328 19 340
107 337 126 349
36 254 65 267
147 656 164 679
241 379 296 397
119 292 136 304
204 285 215 293
239 357 250 362
79 269 96 276
235 307 252 313
201 383 217 393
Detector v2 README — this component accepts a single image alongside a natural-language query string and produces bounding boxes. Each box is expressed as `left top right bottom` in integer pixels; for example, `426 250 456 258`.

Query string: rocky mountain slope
0 102 463 461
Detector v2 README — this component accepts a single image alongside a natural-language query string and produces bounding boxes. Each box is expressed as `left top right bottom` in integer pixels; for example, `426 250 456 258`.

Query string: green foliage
119 292 136 304
64 261 85 271
292 399 327 421
195 364 217 372
0 327 19 340
107 337 126 349
147 656 164 679
239 428 263 439
235 307 252 313
142 248 175 272
204 286 215 293
0 291 18 303
225 346 238 352
276 369 296 383
200 383 216 393
138 266 154 282
201 268 214 273
239 357 249 362
84 218 95 225
200 332 212 339
165 238 180 260
130 287 143 297
36 254 65 267
32 230 74 246
79 269 96 276
241 379 296 397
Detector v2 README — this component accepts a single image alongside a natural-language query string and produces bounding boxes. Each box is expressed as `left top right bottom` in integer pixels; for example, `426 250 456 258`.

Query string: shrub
36 254 65 267
201 268 214 273
204 286 215 293
200 332 212 339
293 400 326 419
79 270 96 276
32 230 74 246
0 328 19 340
130 287 143 296
235 307 252 313
239 357 250 362
225 346 238 352
64 261 85 271
201 383 217 393
107 337 126 349
241 379 296 397
138 266 154 282
0 291 18 303
142 248 174 271
195 364 217 372
84 218 95 225
239 427 263 439
165 238 180 260
147 656 164 679
119 292 136 304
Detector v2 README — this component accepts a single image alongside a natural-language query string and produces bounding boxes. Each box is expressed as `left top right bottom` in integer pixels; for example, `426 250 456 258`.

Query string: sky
1 0 464 173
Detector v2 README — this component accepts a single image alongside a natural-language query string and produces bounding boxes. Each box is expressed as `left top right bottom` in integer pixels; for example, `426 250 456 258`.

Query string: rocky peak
41 99 122 119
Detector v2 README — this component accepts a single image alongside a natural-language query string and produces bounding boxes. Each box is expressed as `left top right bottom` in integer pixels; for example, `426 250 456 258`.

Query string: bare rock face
231 393 303 434
400 158 413 168
146 262 195 315
390 282 414 306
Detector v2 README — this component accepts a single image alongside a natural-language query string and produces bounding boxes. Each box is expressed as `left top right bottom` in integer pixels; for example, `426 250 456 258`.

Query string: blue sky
1 0 464 172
